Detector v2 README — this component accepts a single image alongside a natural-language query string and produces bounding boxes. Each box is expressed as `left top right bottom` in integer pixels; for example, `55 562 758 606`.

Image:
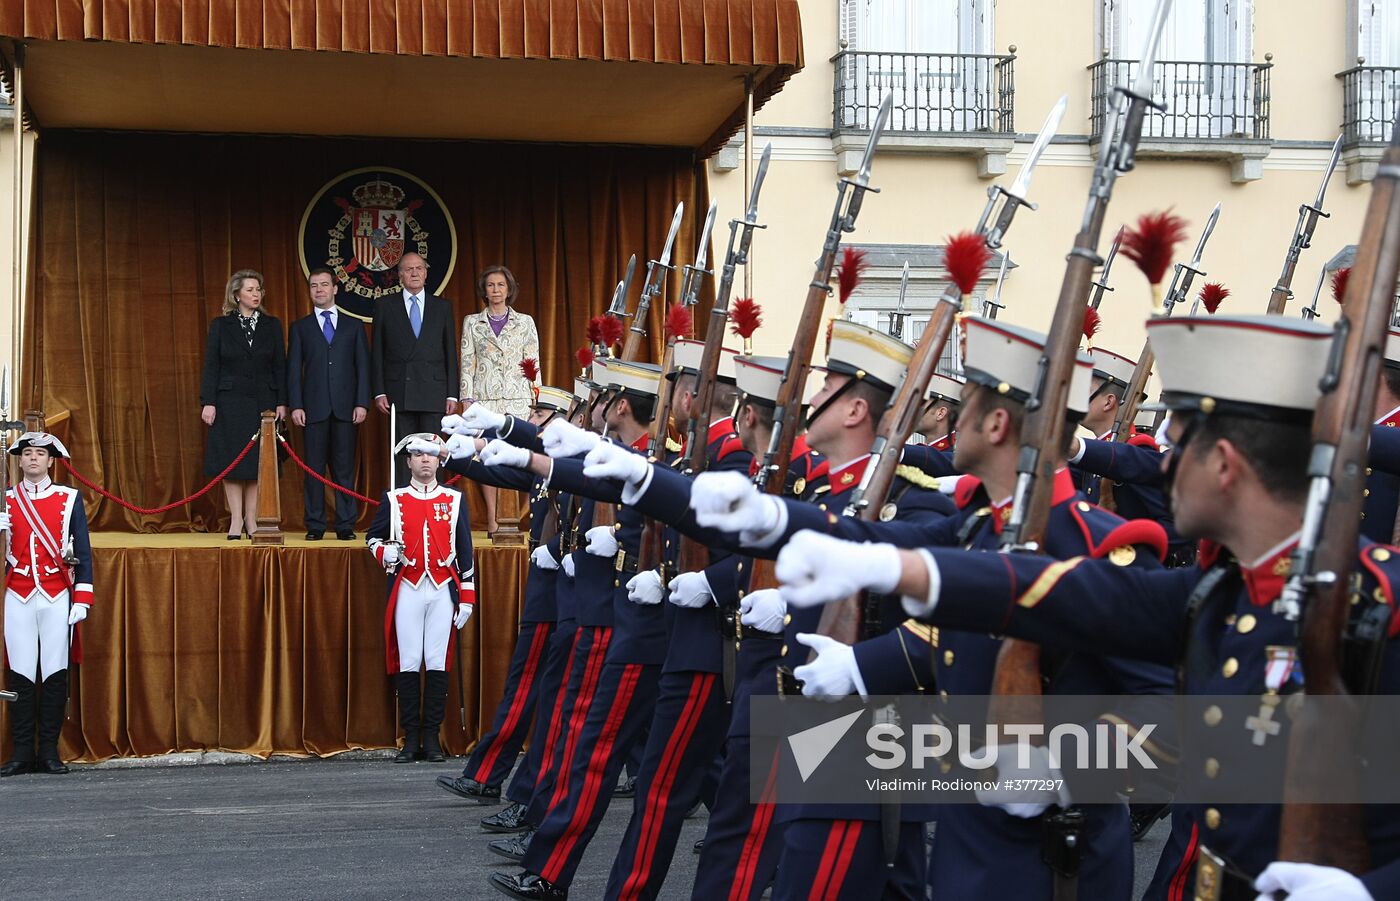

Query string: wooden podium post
251 410 283 546
490 488 527 546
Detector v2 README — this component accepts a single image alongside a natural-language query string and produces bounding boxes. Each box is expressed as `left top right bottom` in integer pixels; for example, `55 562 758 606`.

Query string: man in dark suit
289 267 371 540
371 252 459 487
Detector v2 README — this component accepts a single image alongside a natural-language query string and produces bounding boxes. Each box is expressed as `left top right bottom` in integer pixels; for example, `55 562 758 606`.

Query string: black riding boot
36 670 70 774
421 670 448 763
1 671 36 776
395 671 421 763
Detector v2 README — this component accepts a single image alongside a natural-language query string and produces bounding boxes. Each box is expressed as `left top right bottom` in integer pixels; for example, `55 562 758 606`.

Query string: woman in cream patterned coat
459 264 540 531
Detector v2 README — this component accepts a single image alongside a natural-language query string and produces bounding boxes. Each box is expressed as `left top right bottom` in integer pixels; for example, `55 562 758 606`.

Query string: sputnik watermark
864 721 1157 772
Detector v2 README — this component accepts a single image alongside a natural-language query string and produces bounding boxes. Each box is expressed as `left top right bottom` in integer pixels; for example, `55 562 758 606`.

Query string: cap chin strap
801 376 862 433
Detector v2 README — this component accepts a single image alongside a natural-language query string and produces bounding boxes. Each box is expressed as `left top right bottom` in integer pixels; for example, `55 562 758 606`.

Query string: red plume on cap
729 298 763 339
1082 307 1101 344
1332 267 1352 306
599 315 624 349
575 346 594 370
586 316 605 346
945 231 991 296
1198 282 1229 314
519 358 539 383
665 302 693 340
1122 210 1189 285
836 247 869 305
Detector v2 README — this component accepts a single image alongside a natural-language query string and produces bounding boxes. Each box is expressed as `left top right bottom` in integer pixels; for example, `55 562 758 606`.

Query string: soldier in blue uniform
776 313 1400 901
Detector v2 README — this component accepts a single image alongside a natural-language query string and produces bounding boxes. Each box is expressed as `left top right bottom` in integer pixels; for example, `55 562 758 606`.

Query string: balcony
832 49 1016 178
1089 57 1273 183
1338 65 1399 184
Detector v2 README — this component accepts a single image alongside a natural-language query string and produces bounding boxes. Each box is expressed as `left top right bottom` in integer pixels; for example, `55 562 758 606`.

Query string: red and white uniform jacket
5 477 94 607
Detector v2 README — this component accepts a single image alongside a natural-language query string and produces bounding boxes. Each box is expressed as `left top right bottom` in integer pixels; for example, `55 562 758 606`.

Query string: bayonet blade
614 254 638 315
746 144 773 223
658 203 686 272
896 262 910 316
854 93 894 187
985 253 1010 318
1188 202 1222 267
1132 0 1175 97
1314 135 1343 211
692 202 719 277
0 366 8 419
1007 95 1068 200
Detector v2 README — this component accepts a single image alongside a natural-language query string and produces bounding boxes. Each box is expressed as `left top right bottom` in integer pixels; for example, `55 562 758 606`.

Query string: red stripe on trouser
533 629 581 790
548 628 611 809
1168 822 1200 901
616 673 716 901
542 664 643 883
729 748 780 901
807 820 863 901
473 624 551 782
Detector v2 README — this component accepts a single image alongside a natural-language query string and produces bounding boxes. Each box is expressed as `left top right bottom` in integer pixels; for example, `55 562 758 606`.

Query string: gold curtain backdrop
27 131 711 533
0 540 528 762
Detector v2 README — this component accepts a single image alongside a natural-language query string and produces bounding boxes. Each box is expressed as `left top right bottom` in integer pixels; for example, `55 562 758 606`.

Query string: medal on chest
1245 645 1298 746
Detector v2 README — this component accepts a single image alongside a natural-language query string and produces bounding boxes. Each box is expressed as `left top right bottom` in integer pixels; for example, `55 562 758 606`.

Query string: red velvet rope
276 434 462 507
64 433 259 515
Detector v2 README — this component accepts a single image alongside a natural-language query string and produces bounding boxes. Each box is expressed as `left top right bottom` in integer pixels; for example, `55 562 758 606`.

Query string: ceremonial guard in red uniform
367 433 476 763
2 432 93 777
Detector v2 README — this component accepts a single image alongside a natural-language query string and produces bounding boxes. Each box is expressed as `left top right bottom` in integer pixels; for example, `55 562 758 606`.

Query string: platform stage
0 534 528 763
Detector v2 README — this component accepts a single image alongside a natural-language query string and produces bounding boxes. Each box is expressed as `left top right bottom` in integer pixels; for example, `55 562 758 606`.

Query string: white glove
454 604 474 629
972 744 1070 818
776 531 902 609
667 571 714 608
585 525 619 558
1254 863 1373 901
562 553 576 578
440 414 484 437
530 545 560 570
689 471 781 538
583 441 651 486
444 434 480 461
479 438 531 469
739 588 786 634
68 604 89 626
460 405 508 434
541 419 601 459
792 633 865 700
380 543 401 566
405 437 441 457
0 511 10 531
626 570 665 605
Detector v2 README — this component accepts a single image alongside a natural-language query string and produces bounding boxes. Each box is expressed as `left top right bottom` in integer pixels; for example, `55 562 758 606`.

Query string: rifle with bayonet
621 204 685 362
983 252 1010 320
891 263 911 339
1275 113 1400 875
993 0 1175 732
1266 134 1343 315
1090 228 1123 310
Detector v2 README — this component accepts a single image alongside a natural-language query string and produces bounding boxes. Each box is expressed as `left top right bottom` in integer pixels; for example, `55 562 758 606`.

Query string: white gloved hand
380 543 401 566
792 633 865 700
541 419 601 459
530 545 560 570
667 571 714 608
479 439 532 469
1254 863 1374 901
585 525 619 558
444 434 481 461
689 471 780 537
440 414 484 437
626 570 665 606
460 405 508 434
739 588 785 634
776 531 902 609
562 553 576 578
972 744 1070 818
405 437 442 457
0 511 10 531
583 441 651 486
454 604 474 629
68 604 89 626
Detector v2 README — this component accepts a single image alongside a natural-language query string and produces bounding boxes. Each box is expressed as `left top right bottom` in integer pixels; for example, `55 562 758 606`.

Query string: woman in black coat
200 269 288 538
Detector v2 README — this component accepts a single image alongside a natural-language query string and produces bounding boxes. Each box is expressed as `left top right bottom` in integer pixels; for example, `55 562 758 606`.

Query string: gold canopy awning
0 0 803 154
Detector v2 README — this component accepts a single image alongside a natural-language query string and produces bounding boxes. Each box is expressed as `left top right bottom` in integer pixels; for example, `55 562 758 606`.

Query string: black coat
200 312 287 479
370 292 459 413
287 309 370 423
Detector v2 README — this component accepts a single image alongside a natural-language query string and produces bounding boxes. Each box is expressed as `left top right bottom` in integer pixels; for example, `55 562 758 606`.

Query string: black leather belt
615 549 641 575
740 626 784 641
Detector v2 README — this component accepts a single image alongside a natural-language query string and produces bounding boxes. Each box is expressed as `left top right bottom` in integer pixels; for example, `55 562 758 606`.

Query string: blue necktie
321 310 335 344
409 295 422 338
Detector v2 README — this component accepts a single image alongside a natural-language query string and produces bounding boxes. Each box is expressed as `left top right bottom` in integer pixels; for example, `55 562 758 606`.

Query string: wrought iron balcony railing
1089 58 1272 142
1340 66 1399 146
833 50 1015 135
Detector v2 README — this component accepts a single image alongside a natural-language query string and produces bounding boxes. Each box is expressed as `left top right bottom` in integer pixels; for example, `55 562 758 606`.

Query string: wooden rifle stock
1097 338 1156 511
1277 123 1400 872
1266 255 1299 315
637 341 682 575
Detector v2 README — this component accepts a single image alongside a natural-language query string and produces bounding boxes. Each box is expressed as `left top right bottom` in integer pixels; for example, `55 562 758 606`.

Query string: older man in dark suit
371 252 459 487
289 267 371 540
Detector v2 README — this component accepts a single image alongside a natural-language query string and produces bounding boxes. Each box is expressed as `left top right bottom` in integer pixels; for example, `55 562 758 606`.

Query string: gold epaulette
665 437 684 453
895 464 941 491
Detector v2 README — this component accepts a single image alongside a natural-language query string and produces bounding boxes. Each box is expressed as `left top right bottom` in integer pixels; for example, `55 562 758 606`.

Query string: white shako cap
1386 326 1400 369
596 357 662 398
962 315 1094 416
1089 346 1137 388
1134 409 1158 431
534 386 575 413
573 378 593 403
926 372 966 405
735 355 787 405
1146 314 1332 419
820 319 914 393
670 339 739 384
